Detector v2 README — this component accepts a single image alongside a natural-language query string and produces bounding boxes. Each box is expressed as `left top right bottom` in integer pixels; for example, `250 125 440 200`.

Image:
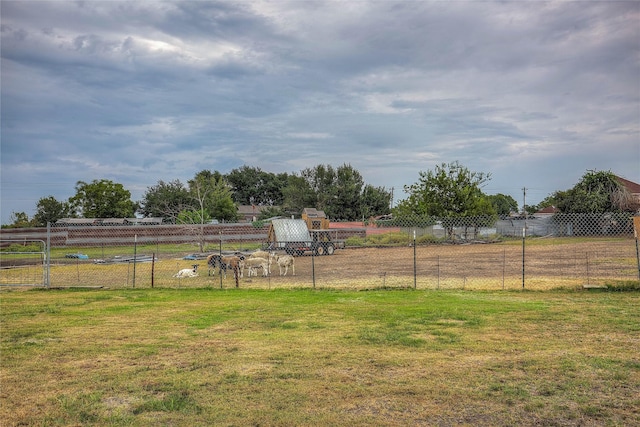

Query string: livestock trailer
266 218 343 256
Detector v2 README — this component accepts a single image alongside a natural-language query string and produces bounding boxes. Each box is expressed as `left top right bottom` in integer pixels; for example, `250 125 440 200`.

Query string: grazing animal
249 250 275 274
244 257 270 277
206 254 222 276
223 255 245 279
222 255 243 287
207 254 245 278
273 254 295 276
174 264 199 278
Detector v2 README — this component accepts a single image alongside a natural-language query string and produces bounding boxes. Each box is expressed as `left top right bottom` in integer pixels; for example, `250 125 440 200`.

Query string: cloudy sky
1 1 638 224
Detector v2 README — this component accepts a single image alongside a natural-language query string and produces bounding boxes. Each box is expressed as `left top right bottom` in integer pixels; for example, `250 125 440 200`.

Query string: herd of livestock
173 250 294 281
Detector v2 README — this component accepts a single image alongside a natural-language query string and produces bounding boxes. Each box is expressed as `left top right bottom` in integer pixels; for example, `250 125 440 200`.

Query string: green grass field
1 288 639 426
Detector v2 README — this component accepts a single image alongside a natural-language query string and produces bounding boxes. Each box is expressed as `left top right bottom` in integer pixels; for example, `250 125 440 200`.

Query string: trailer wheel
325 244 335 255
315 245 325 256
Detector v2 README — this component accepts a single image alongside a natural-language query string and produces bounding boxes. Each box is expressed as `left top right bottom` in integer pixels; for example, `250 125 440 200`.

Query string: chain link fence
1 213 638 290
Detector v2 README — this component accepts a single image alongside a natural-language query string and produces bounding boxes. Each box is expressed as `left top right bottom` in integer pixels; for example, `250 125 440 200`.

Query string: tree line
4 162 637 228
5 164 392 227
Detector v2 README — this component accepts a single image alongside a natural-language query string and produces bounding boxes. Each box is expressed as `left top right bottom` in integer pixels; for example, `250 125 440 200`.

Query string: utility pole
390 187 394 210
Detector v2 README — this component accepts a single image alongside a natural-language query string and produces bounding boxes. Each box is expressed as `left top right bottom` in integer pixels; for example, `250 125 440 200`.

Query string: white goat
249 250 275 274
274 254 295 276
244 257 269 277
174 264 199 278
250 250 272 259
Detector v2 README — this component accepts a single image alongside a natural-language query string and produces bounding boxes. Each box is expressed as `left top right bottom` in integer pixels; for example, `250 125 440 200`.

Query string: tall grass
1 288 638 426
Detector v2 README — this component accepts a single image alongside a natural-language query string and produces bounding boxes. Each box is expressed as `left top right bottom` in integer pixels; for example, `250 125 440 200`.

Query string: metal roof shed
268 219 311 245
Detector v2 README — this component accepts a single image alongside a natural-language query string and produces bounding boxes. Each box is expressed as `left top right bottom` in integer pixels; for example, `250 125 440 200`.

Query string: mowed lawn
1 288 638 426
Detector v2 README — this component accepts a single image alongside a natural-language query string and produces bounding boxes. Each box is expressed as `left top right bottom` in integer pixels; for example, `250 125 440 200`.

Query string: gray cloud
1 0 639 223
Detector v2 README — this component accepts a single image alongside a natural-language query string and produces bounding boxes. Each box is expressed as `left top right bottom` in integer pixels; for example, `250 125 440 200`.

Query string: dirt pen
2 237 637 291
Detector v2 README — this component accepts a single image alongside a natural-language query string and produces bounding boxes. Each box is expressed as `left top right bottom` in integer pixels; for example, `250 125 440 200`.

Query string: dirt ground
164 238 636 290
281 239 637 289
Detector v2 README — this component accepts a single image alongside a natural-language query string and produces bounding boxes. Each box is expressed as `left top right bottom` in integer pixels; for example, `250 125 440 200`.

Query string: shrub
416 234 441 245
605 281 640 292
367 232 411 246
345 236 365 247
1 243 43 253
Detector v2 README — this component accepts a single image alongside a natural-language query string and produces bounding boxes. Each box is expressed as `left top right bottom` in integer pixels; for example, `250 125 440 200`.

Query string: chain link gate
0 239 49 287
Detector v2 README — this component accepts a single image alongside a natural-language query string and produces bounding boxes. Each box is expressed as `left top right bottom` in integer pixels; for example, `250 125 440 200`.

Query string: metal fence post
133 234 137 288
636 235 640 282
585 252 590 286
522 227 526 289
437 255 440 290
312 248 316 289
502 248 506 290
46 222 51 288
151 252 155 288
635 223 640 281
219 231 223 289
413 229 417 289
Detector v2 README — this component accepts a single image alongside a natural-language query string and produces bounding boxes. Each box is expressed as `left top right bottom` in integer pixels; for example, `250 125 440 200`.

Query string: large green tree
300 164 337 214
138 179 192 222
395 161 496 237
283 163 392 220
176 170 237 251
361 184 393 220
555 170 636 213
188 170 238 222
33 196 72 226
281 174 316 215
69 179 137 218
330 164 365 220
225 166 289 206
487 194 518 217
396 161 495 217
